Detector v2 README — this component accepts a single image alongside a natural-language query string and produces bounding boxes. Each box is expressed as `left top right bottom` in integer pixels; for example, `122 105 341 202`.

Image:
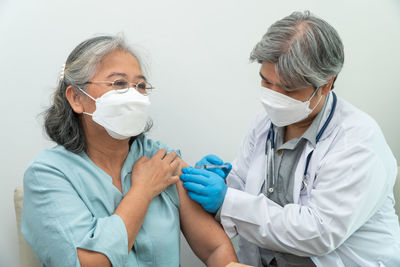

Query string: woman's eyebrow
106 73 147 82
136 75 147 81
107 72 128 79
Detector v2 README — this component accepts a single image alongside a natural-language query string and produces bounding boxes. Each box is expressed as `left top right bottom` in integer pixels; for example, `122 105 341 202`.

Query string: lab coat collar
315 91 337 143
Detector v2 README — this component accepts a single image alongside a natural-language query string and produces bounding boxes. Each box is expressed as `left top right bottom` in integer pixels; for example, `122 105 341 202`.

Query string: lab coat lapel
293 143 314 204
246 122 271 195
293 92 336 204
246 145 267 195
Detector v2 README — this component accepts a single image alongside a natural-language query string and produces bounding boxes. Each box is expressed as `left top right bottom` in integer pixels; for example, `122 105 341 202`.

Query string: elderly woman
21 35 237 267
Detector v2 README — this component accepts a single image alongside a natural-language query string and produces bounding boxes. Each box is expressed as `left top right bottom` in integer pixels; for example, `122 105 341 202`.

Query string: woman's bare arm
77 249 112 267
176 159 238 266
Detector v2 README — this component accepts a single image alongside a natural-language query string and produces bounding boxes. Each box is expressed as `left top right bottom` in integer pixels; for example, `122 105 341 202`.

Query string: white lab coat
221 93 400 267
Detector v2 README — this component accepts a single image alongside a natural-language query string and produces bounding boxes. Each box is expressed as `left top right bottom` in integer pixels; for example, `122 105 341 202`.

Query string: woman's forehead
95 50 142 78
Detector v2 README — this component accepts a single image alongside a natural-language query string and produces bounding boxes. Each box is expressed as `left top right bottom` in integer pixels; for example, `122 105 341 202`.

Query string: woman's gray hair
250 11 344 90
44 35 152 153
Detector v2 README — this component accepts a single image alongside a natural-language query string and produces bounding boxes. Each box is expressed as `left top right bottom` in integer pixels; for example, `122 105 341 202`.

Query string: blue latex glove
180 167 227 213
195 154 232 179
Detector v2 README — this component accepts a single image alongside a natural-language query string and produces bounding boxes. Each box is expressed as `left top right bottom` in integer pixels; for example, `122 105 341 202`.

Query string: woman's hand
131 149 180 200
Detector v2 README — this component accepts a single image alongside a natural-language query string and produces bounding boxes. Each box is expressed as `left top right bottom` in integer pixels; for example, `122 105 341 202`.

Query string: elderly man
180 11 400 266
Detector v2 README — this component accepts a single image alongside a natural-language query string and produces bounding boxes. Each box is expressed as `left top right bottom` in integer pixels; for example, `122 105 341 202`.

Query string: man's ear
321 76 336 95
65 86 84 114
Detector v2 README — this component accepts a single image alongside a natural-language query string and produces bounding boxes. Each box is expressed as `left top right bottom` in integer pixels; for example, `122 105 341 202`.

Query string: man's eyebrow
259 72 290 89
260 72 279 86
259 72 269 82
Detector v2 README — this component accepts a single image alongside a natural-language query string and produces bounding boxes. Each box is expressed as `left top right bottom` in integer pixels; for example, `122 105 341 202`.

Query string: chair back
394 167 400 222
14 186 41 267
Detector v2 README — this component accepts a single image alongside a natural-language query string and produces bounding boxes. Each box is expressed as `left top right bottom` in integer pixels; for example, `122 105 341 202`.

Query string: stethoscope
264 92 337 195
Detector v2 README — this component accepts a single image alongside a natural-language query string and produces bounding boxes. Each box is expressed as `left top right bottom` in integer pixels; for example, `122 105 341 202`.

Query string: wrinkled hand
195 154 232 179
180 167 227 213
131 149 180 200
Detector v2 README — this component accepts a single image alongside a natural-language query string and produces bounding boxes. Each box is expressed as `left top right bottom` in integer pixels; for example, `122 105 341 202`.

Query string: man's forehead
260 63 284 86
260 62 277 76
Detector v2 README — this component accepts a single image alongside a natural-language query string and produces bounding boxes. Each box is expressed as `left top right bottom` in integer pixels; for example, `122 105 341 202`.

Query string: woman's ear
65 86 84 114
321 76 336 95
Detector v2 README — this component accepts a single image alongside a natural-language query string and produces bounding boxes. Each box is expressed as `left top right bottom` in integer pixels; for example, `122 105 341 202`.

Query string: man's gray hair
44 35 151 153
250 11 344 90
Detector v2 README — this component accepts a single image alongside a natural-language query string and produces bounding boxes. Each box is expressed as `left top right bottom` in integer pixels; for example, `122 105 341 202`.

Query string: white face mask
79 88 150 140
260 87 322 127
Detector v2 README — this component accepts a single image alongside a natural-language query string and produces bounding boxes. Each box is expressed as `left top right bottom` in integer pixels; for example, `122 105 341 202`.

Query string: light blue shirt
22 135 181 267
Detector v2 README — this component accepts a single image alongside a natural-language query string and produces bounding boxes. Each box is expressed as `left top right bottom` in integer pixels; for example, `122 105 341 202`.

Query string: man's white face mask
260 87 322 127
79 87 150 140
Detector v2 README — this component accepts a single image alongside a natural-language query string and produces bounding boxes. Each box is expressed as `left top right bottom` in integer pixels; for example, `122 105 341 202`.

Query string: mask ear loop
76 86 95 116
308 86 320 101
307 86 324 112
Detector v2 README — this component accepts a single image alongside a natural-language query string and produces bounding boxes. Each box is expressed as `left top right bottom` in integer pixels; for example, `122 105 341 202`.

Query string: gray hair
44 35 152 153
250 11 344 90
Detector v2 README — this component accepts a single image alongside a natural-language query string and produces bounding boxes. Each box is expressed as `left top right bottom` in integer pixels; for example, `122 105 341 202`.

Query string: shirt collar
276 93 330 150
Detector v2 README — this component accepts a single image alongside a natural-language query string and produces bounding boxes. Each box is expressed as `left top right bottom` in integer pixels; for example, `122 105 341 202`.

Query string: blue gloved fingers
182 167 213 177
180 174 210 186
195 158 210 167
207 168 225 178
187 191 209 205
194 155 231 179
222 162 232 177
195 154 224 166
192 160 225 177
182 182 208 195
183 171 228 213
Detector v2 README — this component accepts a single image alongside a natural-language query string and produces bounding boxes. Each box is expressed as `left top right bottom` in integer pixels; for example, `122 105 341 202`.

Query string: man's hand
180 167 227 213
195 154 232 179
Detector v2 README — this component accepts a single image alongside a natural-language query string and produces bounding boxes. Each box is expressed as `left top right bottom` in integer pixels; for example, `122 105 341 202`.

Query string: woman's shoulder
131 135 181 158
28 145 82 167
24 145 86 183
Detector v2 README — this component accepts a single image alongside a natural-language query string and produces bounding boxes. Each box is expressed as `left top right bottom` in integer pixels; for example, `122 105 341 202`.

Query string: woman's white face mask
79 87 150 140
260 87 322 127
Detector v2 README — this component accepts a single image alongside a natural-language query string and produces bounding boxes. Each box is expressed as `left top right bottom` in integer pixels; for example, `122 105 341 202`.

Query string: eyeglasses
84 78 154 95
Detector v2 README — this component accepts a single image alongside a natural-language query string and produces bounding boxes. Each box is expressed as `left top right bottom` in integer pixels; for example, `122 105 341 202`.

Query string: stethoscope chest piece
268 187 274 193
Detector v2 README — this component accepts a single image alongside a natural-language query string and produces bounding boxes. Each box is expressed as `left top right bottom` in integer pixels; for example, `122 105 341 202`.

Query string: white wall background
1 0 399 266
